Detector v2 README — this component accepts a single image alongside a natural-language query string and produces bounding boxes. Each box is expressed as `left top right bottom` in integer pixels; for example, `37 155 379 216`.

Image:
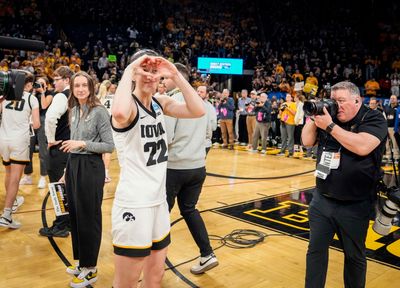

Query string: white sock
105 169 109 178
2 208 12 219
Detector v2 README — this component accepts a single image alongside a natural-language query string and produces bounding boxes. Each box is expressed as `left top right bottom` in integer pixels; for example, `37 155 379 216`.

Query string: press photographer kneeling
301 81 388 288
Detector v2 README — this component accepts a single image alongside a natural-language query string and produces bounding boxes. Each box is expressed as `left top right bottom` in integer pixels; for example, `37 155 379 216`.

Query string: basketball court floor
0 148 399 287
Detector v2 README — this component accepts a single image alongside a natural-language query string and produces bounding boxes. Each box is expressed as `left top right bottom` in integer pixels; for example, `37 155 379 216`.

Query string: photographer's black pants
305 192 373 288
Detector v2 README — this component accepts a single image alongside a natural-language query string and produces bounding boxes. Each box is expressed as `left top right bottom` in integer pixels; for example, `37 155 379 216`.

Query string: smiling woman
110 49 205 288
60 71 114 288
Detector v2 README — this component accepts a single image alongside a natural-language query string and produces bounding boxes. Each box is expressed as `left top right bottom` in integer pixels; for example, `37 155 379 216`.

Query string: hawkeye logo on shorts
214 188 400 270
122 212 135 222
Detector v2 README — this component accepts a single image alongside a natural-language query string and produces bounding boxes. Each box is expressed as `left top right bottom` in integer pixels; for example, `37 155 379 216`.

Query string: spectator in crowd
391 74 400 97
294 94 305 154
154 82 167 97
251 93 271 153
217 88 235 149
277 93 297 157
383 94 399 162
97 51 109 79
246 90 257 149
364 78 380 96
237 89 250 145
368 97 383 113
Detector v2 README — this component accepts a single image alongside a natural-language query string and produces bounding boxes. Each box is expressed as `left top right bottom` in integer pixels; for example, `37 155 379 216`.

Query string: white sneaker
12 195 24 213
37 176 46 189
70 267 97 288
19 175 33 185
260 150 266 154
190 253 219 275
66 263 81 276
0 216 21 229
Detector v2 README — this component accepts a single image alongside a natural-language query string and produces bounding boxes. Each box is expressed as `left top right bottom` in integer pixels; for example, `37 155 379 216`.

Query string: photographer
301 81 387 288
20 77 52 189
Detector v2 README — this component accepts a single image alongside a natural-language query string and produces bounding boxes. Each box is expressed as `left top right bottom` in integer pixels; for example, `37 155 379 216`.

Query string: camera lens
33 82 41 89
303 101 317 116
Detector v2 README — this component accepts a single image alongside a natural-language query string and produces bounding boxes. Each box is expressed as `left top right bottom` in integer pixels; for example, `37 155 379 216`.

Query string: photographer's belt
315 149 341 180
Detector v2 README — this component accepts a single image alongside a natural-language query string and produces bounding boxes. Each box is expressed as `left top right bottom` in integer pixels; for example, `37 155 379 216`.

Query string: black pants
238 114 248 143
25 116 48 176
66 154 104 267
305 192 373 288
47 144 70 229
166 167 213 257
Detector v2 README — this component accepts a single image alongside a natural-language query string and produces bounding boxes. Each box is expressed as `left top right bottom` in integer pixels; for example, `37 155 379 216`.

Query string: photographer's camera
0 70 26 101
303 98 338 117
373 183 400 236
33 82 43 89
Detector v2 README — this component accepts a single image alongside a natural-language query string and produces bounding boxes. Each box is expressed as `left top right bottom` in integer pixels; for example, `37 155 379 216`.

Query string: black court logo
122 212 135 222
214 188 400 270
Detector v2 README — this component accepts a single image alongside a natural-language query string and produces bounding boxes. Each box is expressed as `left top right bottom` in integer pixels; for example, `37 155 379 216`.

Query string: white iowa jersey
102 94 114 115
112 96 168 208
0 91 38 140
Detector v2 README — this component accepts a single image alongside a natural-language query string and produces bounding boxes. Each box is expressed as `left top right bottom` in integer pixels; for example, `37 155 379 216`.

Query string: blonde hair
97 80 112 102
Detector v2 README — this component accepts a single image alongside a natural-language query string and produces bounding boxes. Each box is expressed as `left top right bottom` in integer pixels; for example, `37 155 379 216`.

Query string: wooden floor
1 148 399 287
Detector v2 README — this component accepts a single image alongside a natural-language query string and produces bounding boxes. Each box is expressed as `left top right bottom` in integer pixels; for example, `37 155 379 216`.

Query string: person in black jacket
251 93 271 153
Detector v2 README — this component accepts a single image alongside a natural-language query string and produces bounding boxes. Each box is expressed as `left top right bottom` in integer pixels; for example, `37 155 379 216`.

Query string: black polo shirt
316 105 387 201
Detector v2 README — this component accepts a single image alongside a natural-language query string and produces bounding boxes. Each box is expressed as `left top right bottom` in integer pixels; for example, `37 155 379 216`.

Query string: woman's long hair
68 71 101 118
97 79 111 103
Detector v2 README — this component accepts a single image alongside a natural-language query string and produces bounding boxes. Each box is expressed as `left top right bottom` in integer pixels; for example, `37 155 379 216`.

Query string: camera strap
27 92 33 111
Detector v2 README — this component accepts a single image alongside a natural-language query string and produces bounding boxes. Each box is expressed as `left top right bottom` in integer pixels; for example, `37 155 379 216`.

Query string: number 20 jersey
112 96 168 208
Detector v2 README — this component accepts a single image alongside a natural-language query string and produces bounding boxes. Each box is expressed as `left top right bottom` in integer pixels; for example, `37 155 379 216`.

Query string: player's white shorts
0 138 30 166
112 201 171 257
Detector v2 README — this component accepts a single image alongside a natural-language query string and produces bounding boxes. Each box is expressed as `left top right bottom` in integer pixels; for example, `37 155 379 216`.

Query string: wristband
325 122 336 134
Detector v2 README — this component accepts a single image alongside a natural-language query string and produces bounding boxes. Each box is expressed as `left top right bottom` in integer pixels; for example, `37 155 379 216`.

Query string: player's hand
128 55 157 80
152 57 179 80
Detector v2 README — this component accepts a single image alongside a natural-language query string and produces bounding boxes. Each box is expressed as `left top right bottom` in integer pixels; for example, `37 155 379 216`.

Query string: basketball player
111 50 205 288
0 72 40 229
97 79 114 182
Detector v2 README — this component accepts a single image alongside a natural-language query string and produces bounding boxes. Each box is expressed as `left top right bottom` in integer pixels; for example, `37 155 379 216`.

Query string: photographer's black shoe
39 226 70 237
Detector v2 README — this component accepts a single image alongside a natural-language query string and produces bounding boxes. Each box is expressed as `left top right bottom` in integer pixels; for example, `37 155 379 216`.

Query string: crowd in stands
1 0 400 98
2 0 400 155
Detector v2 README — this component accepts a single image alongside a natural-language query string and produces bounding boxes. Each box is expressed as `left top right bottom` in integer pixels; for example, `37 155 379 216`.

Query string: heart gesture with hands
131 55 178 82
